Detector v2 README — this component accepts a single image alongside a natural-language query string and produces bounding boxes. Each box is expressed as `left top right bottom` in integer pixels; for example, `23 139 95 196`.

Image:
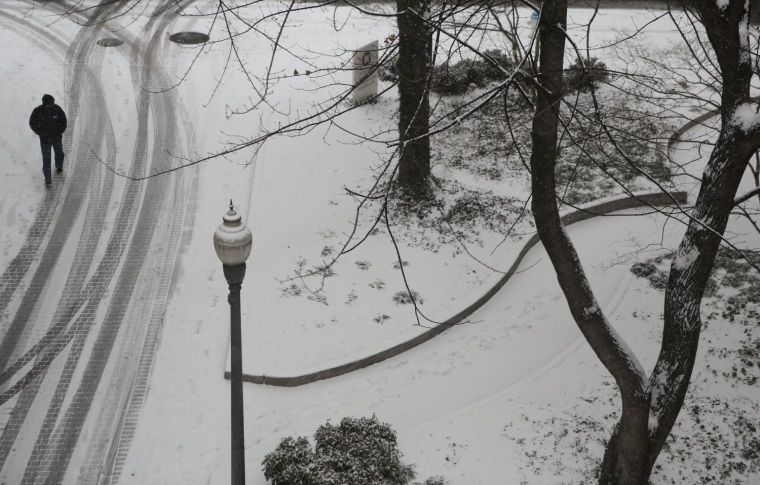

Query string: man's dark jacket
29 103 67 144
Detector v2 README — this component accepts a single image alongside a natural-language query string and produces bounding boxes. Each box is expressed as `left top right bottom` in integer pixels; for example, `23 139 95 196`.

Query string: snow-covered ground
1 1 758 484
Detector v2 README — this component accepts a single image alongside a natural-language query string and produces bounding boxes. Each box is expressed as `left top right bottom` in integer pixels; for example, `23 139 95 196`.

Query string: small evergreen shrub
431 59 487 94
261 437 316 484
480 50 513 80
431 50 513 95
262 416 416 485
379 49 514 94
563 57 610 92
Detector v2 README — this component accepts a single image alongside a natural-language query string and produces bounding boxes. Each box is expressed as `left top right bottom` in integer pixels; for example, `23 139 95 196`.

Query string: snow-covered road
0 1 196 483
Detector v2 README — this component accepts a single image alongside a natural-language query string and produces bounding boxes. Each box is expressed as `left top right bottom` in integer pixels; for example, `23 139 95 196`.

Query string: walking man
29 94 67 186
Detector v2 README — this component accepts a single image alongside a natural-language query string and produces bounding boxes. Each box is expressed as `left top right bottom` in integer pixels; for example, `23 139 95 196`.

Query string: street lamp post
214 201 253 485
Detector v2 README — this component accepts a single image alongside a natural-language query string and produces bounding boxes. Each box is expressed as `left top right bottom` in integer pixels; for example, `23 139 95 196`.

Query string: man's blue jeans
40 138 64 181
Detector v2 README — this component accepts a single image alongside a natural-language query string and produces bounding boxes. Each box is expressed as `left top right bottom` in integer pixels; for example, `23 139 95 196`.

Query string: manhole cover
97 37 123 47
169 32 209 45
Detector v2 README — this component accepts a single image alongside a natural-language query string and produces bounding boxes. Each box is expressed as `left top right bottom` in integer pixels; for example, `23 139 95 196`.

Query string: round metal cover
97 38 123 47
169 32 209 45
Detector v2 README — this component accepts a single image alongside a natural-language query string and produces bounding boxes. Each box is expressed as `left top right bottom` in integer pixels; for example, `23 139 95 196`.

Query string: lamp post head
214 201 253 266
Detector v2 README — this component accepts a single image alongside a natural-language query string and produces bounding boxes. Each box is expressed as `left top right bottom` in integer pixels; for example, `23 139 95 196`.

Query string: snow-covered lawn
0 2 758 484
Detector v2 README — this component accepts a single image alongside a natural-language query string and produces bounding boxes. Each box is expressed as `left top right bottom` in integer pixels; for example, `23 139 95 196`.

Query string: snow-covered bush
431 50 513 95
563 56 610 92
431 59 487 94
380 49 513 95
262 415 416 485
261 436 316 484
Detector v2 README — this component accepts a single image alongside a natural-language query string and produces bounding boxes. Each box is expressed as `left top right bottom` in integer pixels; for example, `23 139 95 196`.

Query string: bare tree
529 1 760 483
396 0 433 191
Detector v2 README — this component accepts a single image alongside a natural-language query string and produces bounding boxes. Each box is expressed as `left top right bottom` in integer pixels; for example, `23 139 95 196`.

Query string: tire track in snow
91 11 200 480
19 2 198 482
13 13 160 485
0 8 105 376
0 17 117 392
0 0 185 482
0 5 118 475
0 10 66 324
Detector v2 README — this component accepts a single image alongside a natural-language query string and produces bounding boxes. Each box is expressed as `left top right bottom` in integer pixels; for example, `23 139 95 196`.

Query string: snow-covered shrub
261 436 316 485
431 59 487 94
563 57 610 92
379 49 512 93
262 416 416 485
480 50 513 80
431 50 513 95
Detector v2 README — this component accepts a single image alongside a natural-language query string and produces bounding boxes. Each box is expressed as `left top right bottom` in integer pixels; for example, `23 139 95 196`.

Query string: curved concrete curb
230 190 687 387
667 109 720 151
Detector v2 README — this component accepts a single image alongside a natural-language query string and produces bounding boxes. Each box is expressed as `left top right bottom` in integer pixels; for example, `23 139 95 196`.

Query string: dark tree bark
396 0 432 191
644 0 760 476
529 1 760 484
529 3 650 483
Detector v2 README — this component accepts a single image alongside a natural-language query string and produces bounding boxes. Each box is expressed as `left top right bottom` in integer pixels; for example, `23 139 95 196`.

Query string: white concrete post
352 40 379 104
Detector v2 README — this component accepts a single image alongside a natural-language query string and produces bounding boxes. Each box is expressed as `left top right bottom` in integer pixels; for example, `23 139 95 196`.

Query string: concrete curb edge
229 190 688 387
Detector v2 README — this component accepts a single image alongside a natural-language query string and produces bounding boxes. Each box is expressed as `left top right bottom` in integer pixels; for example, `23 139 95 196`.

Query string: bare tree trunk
528 3 652 483
642 0 760 476
751 154 760 203
396 0 431 191
529 0 760 482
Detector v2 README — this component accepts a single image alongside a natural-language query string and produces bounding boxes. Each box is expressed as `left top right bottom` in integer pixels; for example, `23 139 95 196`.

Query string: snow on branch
728 102 760 133
734 186 760 206
715 0 729 12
